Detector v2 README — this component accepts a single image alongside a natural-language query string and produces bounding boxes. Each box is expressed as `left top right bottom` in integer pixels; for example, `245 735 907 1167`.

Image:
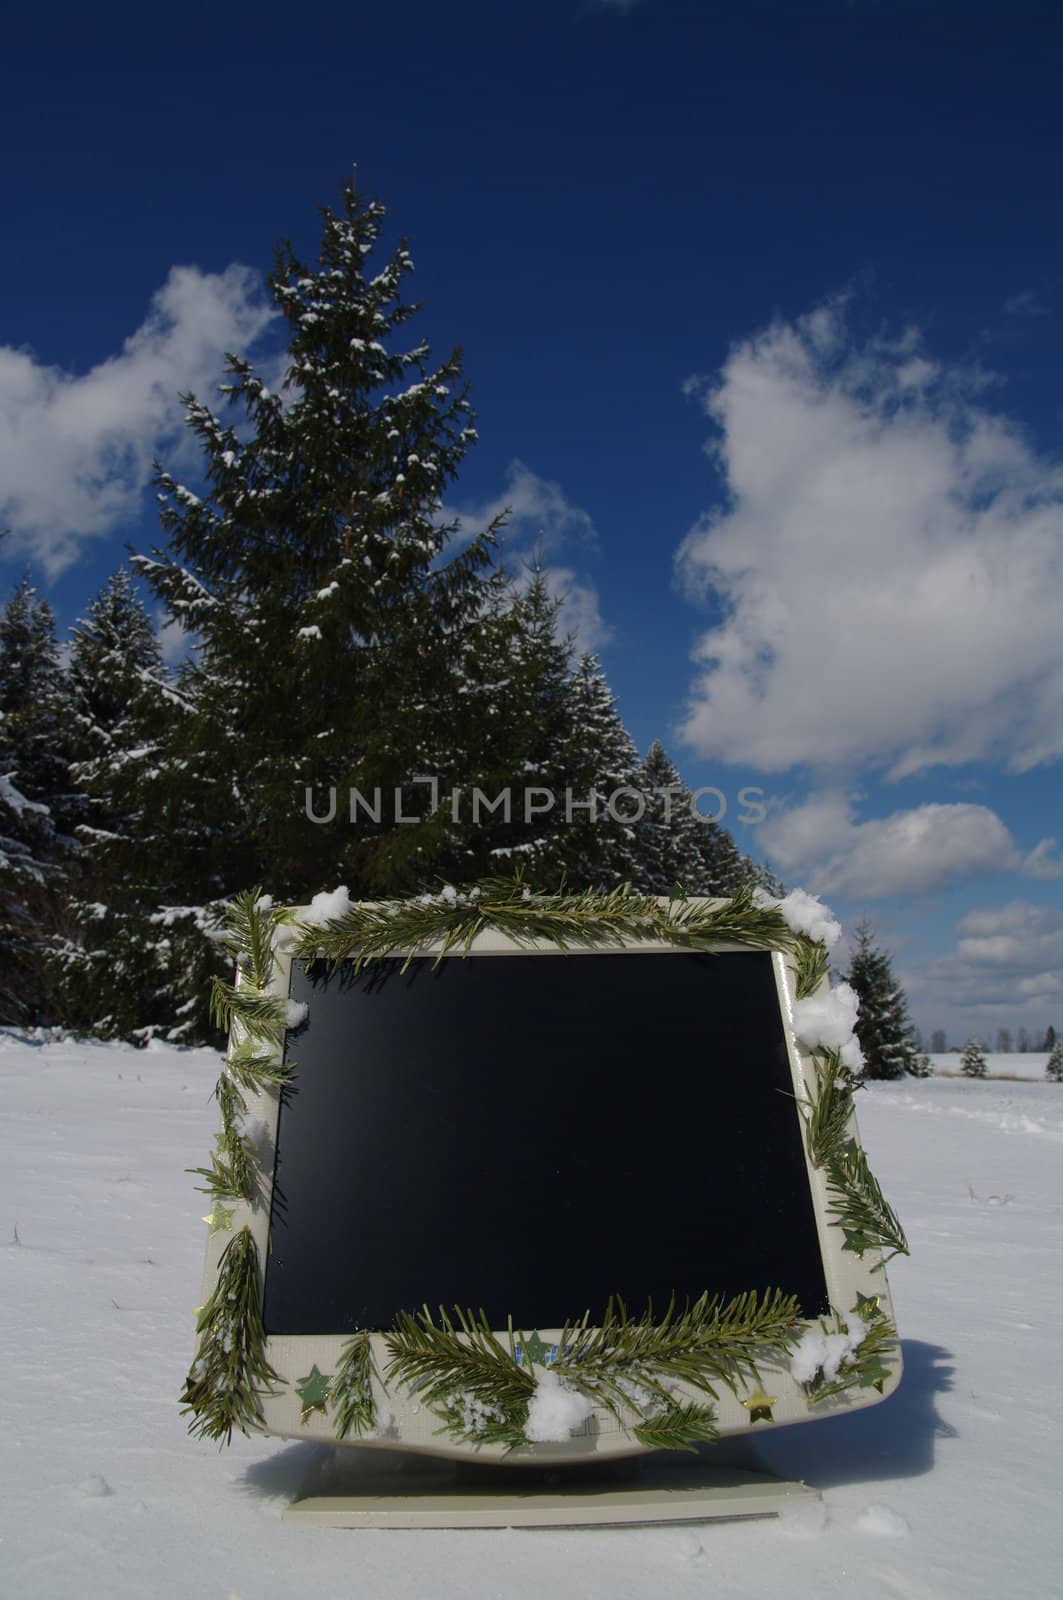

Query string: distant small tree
1017 1026 1030 1053
960 1038 988 1078
1043 1024 1057 1052
930 1028 947 1054
1046 1038 1063 1083
841 921 919 1080
909 1052 933 1078
995 1027 1012 1054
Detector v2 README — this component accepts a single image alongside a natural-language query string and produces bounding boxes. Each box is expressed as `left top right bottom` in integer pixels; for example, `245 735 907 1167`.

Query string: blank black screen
262 952 829 1333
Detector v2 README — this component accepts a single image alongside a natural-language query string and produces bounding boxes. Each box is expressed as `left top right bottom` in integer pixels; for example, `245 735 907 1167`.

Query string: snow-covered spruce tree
428 560 577 883
960 1038 988 1079
124 180 524 1024
59 570 207 1039
1044 1038 1062 1082
909 1052 933 1078
556 651 644 885
840 921 920 1081
633 740 771 897
0 577 80 1024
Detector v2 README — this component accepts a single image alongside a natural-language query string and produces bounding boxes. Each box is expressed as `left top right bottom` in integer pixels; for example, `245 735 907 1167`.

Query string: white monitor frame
192 902 903 1465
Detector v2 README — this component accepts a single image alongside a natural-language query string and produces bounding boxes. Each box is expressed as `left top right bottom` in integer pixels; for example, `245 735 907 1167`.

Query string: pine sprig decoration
180 1228 281 1443
220 889 283 990
384 1306 535 1447
552 1289 802 1419
209 977 287 1043
333 1330 380 1439
659 886 798 954
794 937 830 1000
798 1050 861 1170
293 874 800 971
633 1402 719 1452
222 1040 291 1094
796 1052 907 1268
826 1144 909 1268
188 1139 256 1205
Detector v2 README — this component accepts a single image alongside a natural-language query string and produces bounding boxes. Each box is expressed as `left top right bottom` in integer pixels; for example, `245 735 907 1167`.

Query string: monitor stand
283 1447 820 1529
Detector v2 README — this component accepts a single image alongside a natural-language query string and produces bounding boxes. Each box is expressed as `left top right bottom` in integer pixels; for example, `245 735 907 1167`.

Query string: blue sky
2 0 1061 1043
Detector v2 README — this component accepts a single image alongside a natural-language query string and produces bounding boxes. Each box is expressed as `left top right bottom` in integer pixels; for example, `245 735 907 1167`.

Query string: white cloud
540 565 612 655
759 791 1022 898
1022 837 1063 880
446 459 597 553
446 459 608 655
0 265 275 576
676 300 1063 777
924 901 1063 1013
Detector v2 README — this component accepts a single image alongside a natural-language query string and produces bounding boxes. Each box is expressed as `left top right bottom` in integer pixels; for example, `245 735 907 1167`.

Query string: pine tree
1045 1038 1063 1083
0 577 79 1024
632 740 770 897
435 561 580 883
550 651 642 887
59 570 201 1038
135 177 500 898
960 1038 988 1078
119 177 525 1032
635 741 707 892
909 1053 933 1078
841 921 919 1080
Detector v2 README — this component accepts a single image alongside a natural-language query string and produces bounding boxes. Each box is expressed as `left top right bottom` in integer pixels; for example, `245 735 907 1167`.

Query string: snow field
0 1034 1060 1599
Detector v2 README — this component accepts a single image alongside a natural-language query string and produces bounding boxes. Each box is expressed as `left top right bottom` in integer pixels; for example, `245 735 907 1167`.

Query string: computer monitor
185 893 903 1466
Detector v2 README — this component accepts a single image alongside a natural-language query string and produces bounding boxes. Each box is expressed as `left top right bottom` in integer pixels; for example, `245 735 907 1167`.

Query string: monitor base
283 1448 820 1529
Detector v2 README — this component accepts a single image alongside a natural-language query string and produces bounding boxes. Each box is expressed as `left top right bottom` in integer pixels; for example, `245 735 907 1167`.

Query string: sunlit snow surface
1 1032 1060 1598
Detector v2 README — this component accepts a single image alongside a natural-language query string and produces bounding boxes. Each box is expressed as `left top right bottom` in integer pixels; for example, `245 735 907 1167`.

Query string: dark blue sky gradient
3 1 1060 1034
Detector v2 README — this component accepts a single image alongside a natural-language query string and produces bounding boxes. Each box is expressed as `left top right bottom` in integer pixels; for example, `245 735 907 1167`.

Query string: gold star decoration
202 1205 235 1236
842 1227 873 1256
857 1357 892 1394
854 1291 882 1321
742 1385 777 1424
295 1364 333 1424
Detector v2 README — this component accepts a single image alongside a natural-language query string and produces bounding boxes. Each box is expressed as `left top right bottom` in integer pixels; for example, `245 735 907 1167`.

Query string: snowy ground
1 1033 1060 1600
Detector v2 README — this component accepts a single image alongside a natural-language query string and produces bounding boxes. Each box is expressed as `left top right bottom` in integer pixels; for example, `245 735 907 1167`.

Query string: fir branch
221 888 281 990
825 1144 910 1268
293 873 799 971
793 936 830 1000
633 1402 719 1452
798 1050 860 1170
659 885 797 954
803 1313 899 1405
209 976 286 1043
551 1289 802 1421
214 1070 247 1128
180 1228 280 1443
187 1141 255 1205
332 1330 379 1439
223 1040 291 1094
384 1306 535 1445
